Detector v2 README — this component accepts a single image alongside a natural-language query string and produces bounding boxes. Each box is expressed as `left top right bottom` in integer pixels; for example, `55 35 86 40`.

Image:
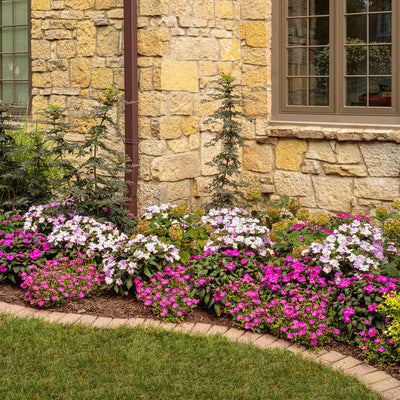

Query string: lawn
0 315 383 400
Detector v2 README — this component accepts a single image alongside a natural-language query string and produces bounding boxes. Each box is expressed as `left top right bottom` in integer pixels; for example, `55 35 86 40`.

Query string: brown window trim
271 0 400 128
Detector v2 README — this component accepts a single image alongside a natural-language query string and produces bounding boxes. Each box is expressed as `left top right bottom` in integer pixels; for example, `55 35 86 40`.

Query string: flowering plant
332 274 398 338
20 255 104 307
0 230 51 283
135 265 199 323
304 219 386 280
47 215 127 259
102 234 181 294
0 210 24 234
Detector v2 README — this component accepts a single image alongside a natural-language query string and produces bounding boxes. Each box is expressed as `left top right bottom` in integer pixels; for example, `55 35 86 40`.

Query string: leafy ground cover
0 315 383 400
2 198 400 373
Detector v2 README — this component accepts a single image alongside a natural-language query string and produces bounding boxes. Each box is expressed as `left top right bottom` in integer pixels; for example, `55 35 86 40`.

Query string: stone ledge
266 126 400 143
0 301 399 399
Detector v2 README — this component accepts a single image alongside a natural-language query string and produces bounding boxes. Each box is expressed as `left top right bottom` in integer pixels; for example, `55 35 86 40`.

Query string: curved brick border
1 301 399 399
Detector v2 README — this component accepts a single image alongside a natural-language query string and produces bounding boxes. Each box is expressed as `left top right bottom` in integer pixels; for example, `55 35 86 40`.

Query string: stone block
201 133 221 175
77 20 95 57
168 93 193 115
323 164 368 177
312 176 353 212
189 133 200 150
237 331 262 344
223 328 244 341
276 139 307 171
242 47 268 66
336 143 361 164
139 139 167 156
241 0 270 19
32 0 50 10
151 153 201 181
92 68 114 89
31 40 51 60
170 37 219 61
360 142 400 177
242 67 269 86
199 61 217 77
245 22 267 47
70 58 91 88
160 117 182 139
51 71 69 87
137 28 169 57
354 178 400 201
193 0 214 19
244 90 269 117
32 73 51 88
161 60 198 92
307 141 336 162
57 40 76 58
274 171 316 207
220 39 240 61
97 26 120 57
207 325 229 336
253 334 276 349
191 322 212 334
65 0 94 8
243 141 273 173
167 180 192 201
139 0 162 15
215 1 234 18
137 182 162 209
138 92 166 116
96 0 116 9
182 117 199 136
168 137 188 153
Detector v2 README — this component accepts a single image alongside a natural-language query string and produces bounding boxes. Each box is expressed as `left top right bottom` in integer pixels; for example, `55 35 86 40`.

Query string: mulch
1 282 399 381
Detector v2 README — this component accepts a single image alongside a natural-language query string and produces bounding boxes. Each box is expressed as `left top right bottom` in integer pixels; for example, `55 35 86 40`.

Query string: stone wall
31 0 124 134
136 0 400 216
137 0 271 209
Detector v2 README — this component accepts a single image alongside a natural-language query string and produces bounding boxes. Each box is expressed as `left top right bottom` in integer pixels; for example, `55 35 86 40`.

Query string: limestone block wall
137 0 400 216
137 0 271 209
31 0 124 135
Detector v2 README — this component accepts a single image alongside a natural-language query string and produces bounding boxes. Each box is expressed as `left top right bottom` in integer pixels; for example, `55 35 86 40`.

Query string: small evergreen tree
204 75 250 209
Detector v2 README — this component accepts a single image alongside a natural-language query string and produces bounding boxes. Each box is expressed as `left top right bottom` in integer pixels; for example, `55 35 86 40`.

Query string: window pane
346 46 367 75
288 48 307 76
346 77 367 106
309 0 329 16
369 45 391 75
15 81 28 105
288 78 307 105
14 0 28 25
369 14 391 43
2 81 13 103
1 54 13 79
1 0 12 26
14 26 28 52
369 77 391 107
309 17 329 45
346 15 367 43
309 77 329 105
1 27 13 53
14 54 28 79
288 18 307 45
288 0 307 16
346 0 367 13
310 47 329 75
369 0 391 12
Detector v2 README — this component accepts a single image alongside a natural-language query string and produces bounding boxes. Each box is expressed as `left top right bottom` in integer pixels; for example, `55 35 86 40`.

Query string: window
0 0 29 109
272 0 400 126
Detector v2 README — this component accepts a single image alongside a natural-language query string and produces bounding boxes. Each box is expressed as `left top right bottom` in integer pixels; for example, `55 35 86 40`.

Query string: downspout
124 0 139 215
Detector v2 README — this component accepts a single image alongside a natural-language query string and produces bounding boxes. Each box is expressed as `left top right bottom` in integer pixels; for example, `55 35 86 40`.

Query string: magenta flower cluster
135 265 199 323
20 256 104 307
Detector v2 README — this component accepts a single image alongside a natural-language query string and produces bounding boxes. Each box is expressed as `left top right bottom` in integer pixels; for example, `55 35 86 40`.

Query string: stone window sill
264 125 400 143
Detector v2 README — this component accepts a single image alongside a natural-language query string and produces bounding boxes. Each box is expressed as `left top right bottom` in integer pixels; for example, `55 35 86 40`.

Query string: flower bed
1 199 400 369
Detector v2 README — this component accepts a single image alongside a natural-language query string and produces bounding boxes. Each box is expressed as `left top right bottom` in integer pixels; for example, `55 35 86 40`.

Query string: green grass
0 315 382 400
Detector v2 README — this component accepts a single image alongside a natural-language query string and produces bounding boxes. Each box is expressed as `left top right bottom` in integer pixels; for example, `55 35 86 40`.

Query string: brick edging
1 300 399 400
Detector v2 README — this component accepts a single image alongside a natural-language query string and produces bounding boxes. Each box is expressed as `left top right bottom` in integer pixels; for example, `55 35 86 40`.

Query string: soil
1 282 399 381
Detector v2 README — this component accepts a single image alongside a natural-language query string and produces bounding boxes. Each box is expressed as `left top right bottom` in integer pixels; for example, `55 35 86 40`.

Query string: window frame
0 0 31 114
271 0 400 128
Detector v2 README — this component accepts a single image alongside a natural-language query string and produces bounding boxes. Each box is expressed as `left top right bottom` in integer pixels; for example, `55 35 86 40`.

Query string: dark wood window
272 0 400 127
0 0 29 109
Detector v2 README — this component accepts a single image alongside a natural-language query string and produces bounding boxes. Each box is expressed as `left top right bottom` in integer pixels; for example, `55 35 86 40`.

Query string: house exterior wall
137 0 400 216
29 0 400 216
30 0 125 140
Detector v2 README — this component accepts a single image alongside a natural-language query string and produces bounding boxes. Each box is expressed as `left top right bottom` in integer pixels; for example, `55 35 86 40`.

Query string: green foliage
63 89 135 233
380 292 400 356
203 75 250 209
